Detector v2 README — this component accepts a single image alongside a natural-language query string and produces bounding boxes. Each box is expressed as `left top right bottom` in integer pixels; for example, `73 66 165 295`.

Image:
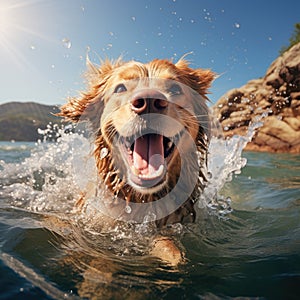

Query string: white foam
0 112 266 221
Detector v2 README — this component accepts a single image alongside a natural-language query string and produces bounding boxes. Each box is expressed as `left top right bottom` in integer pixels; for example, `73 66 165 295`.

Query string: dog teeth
131 165 140 176
140 164 164 179
166 140 173 151
124 137 132 149
131 164 164 179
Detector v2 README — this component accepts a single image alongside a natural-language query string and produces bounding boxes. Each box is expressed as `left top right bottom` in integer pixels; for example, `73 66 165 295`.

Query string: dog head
59 57 215 208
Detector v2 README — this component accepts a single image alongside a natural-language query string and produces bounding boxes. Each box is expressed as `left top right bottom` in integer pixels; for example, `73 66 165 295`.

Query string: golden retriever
58 57 214 265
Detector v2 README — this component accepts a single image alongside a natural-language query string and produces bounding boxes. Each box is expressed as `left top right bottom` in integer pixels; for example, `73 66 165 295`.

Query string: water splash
199 111 268 218
0 111 268 259
0 111 267 226
0 126 91 213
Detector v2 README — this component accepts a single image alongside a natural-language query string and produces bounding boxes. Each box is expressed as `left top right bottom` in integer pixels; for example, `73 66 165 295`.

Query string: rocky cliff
213 43 300 153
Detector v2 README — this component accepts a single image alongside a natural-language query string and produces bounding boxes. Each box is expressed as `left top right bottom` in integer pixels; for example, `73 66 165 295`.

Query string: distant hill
0 102 62 141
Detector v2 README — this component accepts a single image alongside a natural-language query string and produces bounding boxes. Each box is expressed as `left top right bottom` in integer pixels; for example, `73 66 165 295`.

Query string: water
0 134 300 299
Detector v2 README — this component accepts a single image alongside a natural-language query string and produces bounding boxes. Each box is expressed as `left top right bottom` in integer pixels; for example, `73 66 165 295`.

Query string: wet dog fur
58 57 215 265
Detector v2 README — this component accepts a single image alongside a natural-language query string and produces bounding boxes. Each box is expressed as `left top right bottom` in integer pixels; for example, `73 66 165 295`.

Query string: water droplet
125 205 132 214
100 148 108 159
30 45 36 50
144 212 156 222
131 16 136 21
62 38 71 49
234 23 240 29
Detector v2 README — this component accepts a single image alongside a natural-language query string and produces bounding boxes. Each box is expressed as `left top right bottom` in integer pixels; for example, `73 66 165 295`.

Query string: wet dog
58 57 214 265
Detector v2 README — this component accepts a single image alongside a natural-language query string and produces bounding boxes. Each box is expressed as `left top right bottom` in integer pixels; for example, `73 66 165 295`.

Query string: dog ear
192 68 215 97
175 58 215 142
175 59 215 97
58 58 117 123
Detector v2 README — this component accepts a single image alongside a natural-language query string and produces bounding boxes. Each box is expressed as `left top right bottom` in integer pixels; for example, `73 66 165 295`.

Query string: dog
58 57 215 265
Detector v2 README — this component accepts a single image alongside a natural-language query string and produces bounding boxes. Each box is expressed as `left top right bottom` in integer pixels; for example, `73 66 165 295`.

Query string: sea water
0 125 300 299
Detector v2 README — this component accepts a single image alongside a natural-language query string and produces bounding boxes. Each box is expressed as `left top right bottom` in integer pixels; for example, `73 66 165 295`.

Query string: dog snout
131 89 168 114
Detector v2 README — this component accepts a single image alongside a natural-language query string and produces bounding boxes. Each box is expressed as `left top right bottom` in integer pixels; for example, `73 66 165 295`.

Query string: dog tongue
133 134 164 175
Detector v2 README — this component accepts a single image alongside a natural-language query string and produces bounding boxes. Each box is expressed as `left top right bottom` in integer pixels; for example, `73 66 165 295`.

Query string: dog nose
131 90 168 114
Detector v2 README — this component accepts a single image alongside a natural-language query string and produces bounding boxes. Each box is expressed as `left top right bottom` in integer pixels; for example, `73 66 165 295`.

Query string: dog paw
150 237 184 267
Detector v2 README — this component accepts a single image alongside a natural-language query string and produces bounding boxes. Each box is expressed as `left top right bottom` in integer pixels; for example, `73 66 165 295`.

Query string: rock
213 42 300 153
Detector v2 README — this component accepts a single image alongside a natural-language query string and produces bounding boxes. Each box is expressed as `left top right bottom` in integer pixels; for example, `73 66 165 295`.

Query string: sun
0 1 59 69
0 1 54 47
0 1 49 67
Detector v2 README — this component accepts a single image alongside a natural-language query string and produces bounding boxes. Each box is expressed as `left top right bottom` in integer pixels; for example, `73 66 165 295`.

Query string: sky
0 0 299 107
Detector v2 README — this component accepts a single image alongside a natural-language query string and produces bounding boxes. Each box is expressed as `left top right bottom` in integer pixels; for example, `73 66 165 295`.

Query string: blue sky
0 0 299 106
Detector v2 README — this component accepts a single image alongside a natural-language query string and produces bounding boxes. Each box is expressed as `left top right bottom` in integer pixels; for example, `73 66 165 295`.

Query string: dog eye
114 83 127 93
169 83 182 96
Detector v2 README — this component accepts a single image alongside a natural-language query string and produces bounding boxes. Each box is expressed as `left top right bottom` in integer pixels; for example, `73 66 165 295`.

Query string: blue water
0 140 300 300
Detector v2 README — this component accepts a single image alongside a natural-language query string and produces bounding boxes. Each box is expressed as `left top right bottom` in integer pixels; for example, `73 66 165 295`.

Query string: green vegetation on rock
280 22 300 55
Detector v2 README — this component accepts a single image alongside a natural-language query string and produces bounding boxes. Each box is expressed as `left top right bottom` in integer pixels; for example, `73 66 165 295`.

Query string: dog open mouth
120 131 183 190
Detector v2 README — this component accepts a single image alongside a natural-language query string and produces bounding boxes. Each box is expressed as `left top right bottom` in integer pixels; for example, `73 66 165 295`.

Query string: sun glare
0 5 13 36
0 1 52 68
0 2 20 65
